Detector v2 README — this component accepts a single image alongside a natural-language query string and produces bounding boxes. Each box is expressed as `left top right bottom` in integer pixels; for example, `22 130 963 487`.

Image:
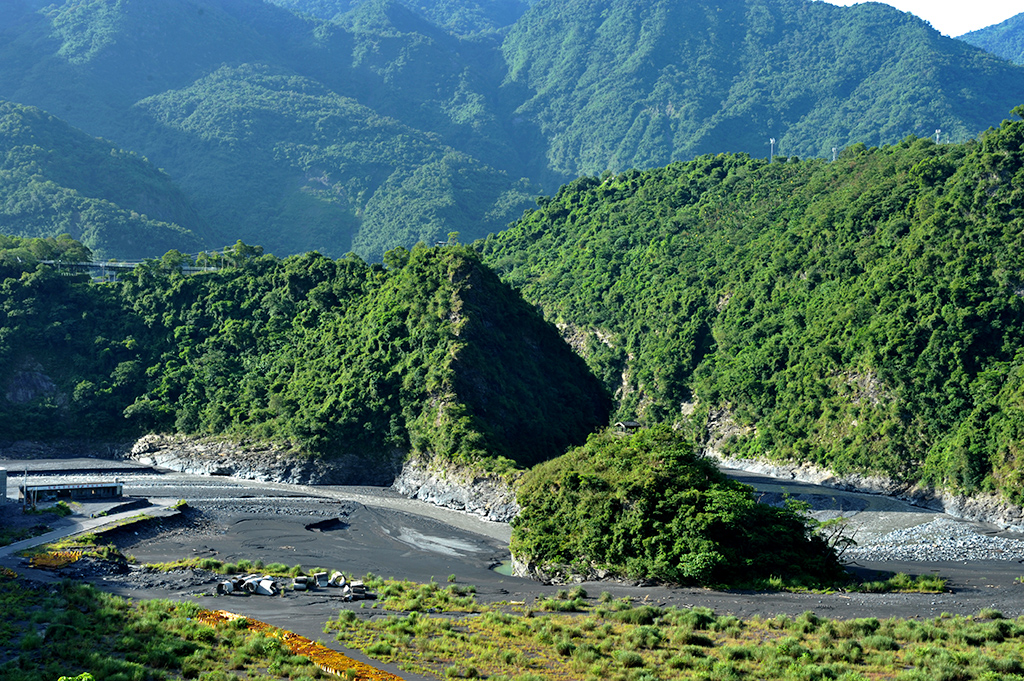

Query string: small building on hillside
615 420 642 433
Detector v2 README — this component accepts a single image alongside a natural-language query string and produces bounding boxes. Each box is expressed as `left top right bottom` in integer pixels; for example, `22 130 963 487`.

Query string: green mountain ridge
502 0 1024 174
0 101 206 259
480 108 1024 505
268 0 530 38
127 62 534 257
1 0 1023 259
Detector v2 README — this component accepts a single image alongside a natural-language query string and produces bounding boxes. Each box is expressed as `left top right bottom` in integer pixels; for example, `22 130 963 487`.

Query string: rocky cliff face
125 435 519 523
3 359 63 406
127 434 402 486
391 456 520 523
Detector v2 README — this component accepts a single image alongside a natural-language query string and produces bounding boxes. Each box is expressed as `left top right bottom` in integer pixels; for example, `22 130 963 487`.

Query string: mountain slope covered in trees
267 0 530 37
480 108 1024 505
502 0 1024 175
0 240 609 478
0 0 1022 259
960 12 1024 65
0 101 206 259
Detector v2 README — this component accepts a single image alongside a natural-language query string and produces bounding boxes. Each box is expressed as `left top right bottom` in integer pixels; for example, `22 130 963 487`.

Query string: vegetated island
512 425 847 589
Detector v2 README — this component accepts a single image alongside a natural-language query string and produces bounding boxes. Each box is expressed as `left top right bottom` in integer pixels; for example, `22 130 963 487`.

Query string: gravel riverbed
846 517 1024 562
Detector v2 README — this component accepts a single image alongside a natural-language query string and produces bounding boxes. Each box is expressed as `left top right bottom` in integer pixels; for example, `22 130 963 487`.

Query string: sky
823 1 1020 37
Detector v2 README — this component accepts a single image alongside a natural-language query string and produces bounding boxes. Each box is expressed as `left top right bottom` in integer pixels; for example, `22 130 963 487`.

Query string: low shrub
612 650 644 668
613 606 660 626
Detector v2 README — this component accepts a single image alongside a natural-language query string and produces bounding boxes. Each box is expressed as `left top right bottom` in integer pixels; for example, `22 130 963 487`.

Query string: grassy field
0 574 332 681
329 583 1024 681
3 530 1003 681
0 564 1016 681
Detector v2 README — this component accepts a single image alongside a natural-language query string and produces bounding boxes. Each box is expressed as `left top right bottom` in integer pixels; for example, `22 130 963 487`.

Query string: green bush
512 426 844 587
612 650 644 668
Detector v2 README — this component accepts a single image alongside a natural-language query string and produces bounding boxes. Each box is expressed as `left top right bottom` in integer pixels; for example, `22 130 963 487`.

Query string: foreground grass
328 585 1024 681
0 576 329 681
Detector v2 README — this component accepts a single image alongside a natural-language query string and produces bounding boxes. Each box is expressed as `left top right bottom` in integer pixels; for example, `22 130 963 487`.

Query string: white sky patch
821 0 1020 36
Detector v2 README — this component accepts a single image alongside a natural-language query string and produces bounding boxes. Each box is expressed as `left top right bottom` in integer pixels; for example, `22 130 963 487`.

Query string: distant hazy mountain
267 0 530 37
0 0 1022 259
959 12 1024 65
503 0 1024 175
0 101 205 259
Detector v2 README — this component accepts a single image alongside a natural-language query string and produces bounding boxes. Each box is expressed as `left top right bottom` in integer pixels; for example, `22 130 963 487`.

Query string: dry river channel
4 457 1024 680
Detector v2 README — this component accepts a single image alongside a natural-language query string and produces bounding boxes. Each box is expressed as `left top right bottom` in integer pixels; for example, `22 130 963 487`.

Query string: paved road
0 497 181 559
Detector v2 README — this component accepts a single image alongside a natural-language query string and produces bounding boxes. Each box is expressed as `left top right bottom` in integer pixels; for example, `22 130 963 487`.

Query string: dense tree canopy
0 101 206 259
960 12 1024 65
0 241 610 478
512 426 845 586
481 108 1024 504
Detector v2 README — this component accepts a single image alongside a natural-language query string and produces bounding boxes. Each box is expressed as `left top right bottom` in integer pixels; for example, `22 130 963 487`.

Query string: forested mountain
128 63 534 258
0 0 534 259
0 0 1022 260
479 109 1024 505
0 240 609 477
0 101 206 259
267 0 530 37
502 0 1024 175
960 12 1024 65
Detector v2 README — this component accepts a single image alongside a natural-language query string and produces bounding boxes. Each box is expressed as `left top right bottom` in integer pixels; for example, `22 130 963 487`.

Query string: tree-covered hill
959 12 1024 65
1 0 1023 260
127 63 534 258
479 108 1024 505
0 101 206 259
0 240 609 478
513 426 844 586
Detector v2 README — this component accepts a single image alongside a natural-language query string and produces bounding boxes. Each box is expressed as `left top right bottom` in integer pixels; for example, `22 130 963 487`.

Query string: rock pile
846 518 1024 562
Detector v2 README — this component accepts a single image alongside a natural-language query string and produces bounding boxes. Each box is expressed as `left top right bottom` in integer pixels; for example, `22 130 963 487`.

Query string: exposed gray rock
4 359 62 405
846 517 1024 562
127 434 400 486
708 452 1024 533
391 456 520 523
